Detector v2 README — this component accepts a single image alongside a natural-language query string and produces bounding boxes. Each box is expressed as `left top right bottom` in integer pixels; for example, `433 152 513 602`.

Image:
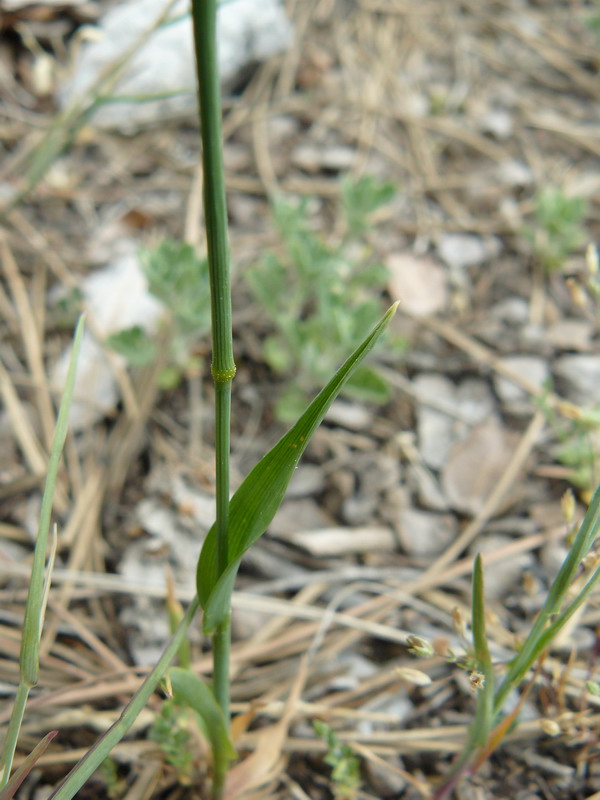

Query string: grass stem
190 7 236 794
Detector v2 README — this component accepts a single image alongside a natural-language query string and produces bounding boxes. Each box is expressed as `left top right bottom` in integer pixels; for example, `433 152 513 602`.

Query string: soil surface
1 1 600 799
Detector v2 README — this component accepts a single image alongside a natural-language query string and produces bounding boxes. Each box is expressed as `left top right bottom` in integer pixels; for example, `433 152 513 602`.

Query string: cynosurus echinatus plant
0 3 399 800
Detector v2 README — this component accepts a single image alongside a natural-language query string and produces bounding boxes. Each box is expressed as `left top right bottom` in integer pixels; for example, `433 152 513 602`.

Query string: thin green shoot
313 720 361 799
190 3 235 797
0 315 84 790
470 555 494 748
436 485 600 796
494 484 600 708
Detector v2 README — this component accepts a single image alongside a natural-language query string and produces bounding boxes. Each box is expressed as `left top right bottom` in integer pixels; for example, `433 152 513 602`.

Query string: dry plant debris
1 0 600 798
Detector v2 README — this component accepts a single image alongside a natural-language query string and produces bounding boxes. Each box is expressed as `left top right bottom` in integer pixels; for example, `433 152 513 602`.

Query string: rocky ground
1 0 600 798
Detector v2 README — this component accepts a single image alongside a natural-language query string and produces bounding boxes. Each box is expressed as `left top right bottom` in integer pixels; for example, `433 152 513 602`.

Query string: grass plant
0 3 396 799
432 487 600 798
5 5 600 800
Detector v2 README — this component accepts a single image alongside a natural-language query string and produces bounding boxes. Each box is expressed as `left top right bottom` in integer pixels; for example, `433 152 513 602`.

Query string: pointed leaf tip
197 303 398 633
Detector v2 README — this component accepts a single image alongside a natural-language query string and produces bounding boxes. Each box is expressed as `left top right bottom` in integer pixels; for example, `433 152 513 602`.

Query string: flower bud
406 635 434 658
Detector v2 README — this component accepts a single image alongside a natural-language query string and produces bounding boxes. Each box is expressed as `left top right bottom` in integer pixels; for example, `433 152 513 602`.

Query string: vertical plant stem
190 5 236 796
212 615 231 800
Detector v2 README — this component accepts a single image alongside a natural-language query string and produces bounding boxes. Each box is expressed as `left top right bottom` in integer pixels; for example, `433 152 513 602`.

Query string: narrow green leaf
544 484 600 615
523 560 600 669
0 732 58 800
1 314 83 789
21 315 85 687
472 555 488 665
169 668 236 761
495 485 600 710
471 554 494 746
48 597 199 800
106 326 157 367
197 303 398 634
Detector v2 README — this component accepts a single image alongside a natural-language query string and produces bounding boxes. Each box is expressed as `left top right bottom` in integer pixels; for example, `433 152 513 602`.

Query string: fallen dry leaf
224 656 308 799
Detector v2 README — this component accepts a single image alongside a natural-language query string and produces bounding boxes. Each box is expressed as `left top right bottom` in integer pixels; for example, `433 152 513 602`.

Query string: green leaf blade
0 731 58 800
106 325 157 367
169 668 236 761
471 554 494 746
197 303 399 633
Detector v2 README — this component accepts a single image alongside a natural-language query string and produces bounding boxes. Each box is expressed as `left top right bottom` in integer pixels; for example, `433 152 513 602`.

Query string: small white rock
326 400 374 430
494 355 549 411
386 252 448 318
480 108 513 139
546 319 594 351
288 525 397 556
60 0 293 132
397 508 457 557
554 355 600 407
414 374 456 470
51 255 164 430
437 234 499 271
490 296 530 325
441 418 516 516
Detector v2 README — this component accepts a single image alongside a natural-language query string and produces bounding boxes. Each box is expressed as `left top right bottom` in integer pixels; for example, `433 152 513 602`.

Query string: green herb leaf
345 365 391 404
169 668 236 761
106 326 157 367
197 303 398 633
140 239 211 333
342 175 395 237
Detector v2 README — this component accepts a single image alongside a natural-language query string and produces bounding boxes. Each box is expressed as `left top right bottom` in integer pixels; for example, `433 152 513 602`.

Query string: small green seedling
107 238 211 388
98 757 126 800
148 698 194 784
553 419 600 497
433 490 600 799
313 720 361 799
539 387 600 500
523 187 586 272
585 5 600 37
247 176 402 421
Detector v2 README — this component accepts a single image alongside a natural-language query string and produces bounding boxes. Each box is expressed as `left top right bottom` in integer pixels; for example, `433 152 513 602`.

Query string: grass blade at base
48 597 200 800
0 316 84 790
